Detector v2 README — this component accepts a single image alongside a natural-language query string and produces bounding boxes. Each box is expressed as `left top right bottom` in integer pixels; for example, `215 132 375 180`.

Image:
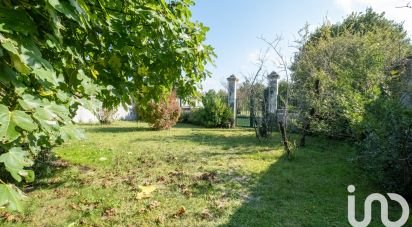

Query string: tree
291 9 412 144
290 8 412 197
0 0 214 211
260 36 294 157
241 49 269 137
277 80 297 110
236 81 265 119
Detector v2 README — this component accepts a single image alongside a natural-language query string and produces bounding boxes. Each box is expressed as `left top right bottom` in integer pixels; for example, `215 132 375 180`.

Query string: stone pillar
267 71 280 113
227 74 238 124
266 71 280 129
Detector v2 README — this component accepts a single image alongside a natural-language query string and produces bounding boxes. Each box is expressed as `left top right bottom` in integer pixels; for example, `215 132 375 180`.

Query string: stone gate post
267 71 280 114
227 74 238 125
267 71 280 128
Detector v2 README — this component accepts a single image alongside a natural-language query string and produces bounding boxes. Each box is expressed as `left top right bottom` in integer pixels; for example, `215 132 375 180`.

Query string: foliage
236 81 265 114
184 108 203 125
0 0 214 211
178 111 191 123
178 90 233 128
359 98 412 199
291 8 412 196
189 90 233 128
137 92 181 130
291 8 412 139
277 80 298 110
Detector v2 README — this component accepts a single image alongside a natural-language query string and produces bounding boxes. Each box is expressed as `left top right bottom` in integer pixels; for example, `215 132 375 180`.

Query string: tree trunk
299 108 315 147
249 98 255 127
300 80 320 147
278 121 291 158
299 121 308 147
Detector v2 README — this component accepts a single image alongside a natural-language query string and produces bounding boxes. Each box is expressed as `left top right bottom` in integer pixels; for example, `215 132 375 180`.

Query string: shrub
187 108 203 125
176 91 233 128
137 92 181 130
194 90 233 128
359 98 412 199
178 111 191 123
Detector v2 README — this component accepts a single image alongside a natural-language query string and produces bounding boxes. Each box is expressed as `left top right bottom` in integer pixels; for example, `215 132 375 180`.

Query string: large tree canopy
0 0 214 211
291 8 412 197
291 8 412 139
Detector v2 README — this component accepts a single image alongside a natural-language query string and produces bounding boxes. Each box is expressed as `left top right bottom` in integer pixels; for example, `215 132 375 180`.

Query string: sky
190 0 412 91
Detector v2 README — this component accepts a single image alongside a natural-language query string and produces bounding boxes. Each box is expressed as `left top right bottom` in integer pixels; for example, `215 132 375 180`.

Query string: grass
235 116 251 128
1 121 410 226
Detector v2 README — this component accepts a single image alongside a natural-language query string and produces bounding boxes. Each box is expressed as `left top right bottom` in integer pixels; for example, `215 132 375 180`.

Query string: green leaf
18 94 41 111
0 7 37 35
0 36 19 55
19 170 35 183
47 0 81 23
0 63 19 87
12 111 37 132
60 125 85 141
0 105 37 143
0 105 20 143
10 52 31 74
33 109 59 133
32 68 59 86
56 90 69 102
45 102 71 122
0 183 26 212
0 147 33 182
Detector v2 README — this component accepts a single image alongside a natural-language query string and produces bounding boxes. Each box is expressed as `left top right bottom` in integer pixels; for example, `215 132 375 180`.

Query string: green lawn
1 121 410 226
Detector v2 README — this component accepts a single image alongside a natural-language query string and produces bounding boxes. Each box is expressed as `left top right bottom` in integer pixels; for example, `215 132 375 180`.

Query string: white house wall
73 106 100 124
73 105 137 124
114 105 137 121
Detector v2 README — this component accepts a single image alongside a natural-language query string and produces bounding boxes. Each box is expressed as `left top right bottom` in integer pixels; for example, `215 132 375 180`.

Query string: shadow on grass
219 139 408 226
173 123 203 129
26 157 91 193
86 123 201 132
176 132 288 154
220 155 328 226
87 126 150 133
130 132 280 150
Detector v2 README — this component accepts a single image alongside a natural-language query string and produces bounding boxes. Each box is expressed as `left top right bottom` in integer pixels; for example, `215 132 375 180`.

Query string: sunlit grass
1 121 409 226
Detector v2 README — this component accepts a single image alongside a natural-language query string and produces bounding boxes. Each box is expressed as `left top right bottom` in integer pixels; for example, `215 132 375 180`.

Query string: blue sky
190 0 412 91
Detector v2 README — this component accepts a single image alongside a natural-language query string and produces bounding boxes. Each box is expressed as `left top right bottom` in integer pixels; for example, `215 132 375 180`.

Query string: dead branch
259 35 293 155
396 2 412 8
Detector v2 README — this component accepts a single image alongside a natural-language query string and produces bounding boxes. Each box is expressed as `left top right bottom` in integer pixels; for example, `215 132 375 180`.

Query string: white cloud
334 0 412 36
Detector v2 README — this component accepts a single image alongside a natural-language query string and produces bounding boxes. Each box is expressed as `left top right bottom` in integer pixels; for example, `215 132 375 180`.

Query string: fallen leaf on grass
156 176 166 183
136 185 157 200
200 209 213 220
168 170 184 178
178 184 192 197
0 211 20 222
101 208 116 220
155 215 165 224
172 206 186 218
69 203 81 211
198 172 218 182
70 200 99 212
147 200 161 210
138 208 147 213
